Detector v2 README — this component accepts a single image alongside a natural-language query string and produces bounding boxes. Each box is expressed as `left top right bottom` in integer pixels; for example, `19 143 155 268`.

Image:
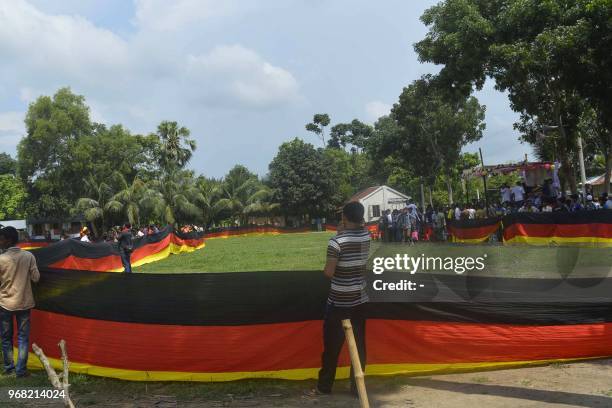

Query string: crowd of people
375 185 612 244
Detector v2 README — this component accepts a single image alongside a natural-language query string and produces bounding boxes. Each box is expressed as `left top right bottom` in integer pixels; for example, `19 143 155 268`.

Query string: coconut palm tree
148 170 201 226
195 176 223 226
105 176 157 227
214 165 262 225
243 186 280 224
75 173 124 236
156 121 197 172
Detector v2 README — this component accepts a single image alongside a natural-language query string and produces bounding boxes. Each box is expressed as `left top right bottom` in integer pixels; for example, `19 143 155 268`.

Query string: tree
195 176 223 226
74 172 126 235
0 153 16 175
389 76 486 202
305 114 331 146
17 87 93 218
214 165 264 225
0 175 26 220
268 138 339 218
156 121 196 172
243 186 280 224
105 176 156 227
85 124 162 185
148 170 201 226
414 0 612 193
328 119 374 152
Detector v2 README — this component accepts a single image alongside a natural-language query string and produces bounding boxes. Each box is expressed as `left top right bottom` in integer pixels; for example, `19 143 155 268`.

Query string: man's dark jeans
317 303 367 394
120 250 132 273
0 308 31 376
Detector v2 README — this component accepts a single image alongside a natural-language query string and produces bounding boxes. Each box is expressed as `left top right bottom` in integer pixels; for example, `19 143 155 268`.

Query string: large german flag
205 225 311 239
27 269 612 381
503 211 612 247
32 227 205 272
447 218 501 243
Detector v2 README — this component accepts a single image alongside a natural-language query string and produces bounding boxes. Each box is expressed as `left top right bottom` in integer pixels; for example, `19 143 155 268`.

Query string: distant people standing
0 227 40 378
454 204 462 221
511 181 525 208
117 223 134 273
500 183 511 204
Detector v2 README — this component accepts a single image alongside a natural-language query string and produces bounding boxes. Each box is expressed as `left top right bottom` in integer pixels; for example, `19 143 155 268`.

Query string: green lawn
134 231 610 279
135 231 336 273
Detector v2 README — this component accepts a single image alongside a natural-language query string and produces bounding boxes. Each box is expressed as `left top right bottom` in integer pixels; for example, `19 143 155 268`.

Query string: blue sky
0 0 533 178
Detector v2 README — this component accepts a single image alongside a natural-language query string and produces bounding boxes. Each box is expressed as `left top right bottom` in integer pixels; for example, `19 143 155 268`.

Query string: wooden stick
342 319 369 408
59 340 70 392
32 342 76 408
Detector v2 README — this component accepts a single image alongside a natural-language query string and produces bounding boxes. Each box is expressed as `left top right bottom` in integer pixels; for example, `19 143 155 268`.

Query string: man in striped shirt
316 201 370 395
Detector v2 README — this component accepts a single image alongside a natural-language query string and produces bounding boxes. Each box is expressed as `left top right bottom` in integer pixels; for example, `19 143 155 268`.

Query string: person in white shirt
500 184 511 204
511 182 525 204
454 205 462 220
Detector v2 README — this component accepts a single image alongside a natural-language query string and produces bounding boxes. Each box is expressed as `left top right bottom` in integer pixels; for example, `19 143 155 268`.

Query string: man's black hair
343 201 364 224
0 226 19 246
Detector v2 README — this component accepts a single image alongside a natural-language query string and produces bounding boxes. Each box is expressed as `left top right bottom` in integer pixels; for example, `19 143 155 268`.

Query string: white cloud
133 0 242 31
0 0 301 120
0 0 130 89
185 45 300 108
365 100 392 122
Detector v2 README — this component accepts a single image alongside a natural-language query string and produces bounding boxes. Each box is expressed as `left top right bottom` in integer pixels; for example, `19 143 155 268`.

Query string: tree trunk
557 114 577 194
446 177 454 204
605 153 612 195
605 133 612 194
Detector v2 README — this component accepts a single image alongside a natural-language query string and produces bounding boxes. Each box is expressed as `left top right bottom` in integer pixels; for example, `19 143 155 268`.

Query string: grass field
135 231 611 279
135 231 337 273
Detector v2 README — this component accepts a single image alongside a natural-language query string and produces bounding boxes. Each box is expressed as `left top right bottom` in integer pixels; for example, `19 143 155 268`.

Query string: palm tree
105 176 157 227
214 165 261 225
156 121 197 172
243 186 280 224
148 170 201 226
195 176 223 226
75 173 122 236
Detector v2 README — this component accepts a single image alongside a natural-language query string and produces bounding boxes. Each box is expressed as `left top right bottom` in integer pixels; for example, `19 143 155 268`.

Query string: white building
349 185 411 223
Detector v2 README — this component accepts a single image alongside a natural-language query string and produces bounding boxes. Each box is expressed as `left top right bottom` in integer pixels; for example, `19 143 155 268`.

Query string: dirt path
15 359 612 407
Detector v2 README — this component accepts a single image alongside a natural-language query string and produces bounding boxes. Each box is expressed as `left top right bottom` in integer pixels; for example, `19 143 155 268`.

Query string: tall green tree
17 87 93 218
328 119 373 152
388 76 486 202
268 138 339 218
414 0 612 193
156 121 196 172
305 113 331 146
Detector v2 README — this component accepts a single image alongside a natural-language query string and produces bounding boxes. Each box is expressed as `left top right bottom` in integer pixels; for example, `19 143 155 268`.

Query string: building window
371 205 381 218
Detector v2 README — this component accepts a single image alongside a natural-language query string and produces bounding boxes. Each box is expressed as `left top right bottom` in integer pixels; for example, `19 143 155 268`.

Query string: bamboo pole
32 342 76 408
341 319 369 408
